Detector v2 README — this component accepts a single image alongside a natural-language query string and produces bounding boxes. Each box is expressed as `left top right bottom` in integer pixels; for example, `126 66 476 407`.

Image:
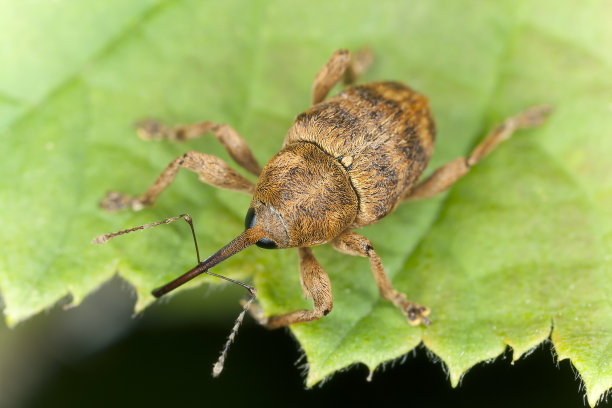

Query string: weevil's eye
244 208 278 249
244 208 256 229
255 237 278 249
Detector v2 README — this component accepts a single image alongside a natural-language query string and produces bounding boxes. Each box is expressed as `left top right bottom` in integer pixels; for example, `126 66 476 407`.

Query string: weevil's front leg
136 120 262 176
311 48 374 106
249 247 333 329
402 105 552 201
100 151 255 212
331 230 430 326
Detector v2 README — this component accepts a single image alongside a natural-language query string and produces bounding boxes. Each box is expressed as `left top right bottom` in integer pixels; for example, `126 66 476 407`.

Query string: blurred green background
1 0 611 407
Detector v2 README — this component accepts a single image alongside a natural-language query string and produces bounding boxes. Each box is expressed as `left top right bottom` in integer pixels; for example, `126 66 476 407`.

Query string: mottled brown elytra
93 48 551 375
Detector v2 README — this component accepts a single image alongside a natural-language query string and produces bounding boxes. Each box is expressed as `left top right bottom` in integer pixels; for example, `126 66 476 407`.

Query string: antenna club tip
212 362 223 377
91 235 109 245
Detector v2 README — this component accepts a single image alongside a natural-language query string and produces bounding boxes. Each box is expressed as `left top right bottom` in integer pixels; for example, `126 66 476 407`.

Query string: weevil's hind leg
331 230 430 326
100 150 255 212
135 121 262 176
311 47 374 106
402 105 553 202
249 247 333 329
343 47 374 85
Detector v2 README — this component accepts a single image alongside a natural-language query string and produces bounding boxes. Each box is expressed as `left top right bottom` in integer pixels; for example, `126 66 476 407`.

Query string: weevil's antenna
94 219 266 377
149 225 265 376
150 225 264 297
92 213 201 263
213 290 256 377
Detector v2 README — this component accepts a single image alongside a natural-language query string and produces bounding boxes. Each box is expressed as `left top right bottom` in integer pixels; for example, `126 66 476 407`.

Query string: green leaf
1 0 610 405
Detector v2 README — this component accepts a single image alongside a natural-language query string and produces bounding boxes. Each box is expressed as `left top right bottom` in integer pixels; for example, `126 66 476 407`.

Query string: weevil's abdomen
284 81 436 227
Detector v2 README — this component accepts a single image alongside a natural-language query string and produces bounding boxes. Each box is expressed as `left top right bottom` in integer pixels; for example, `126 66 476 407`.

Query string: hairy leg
311 47 374 106
249 247 333 329
331 230 430 326
136 120 261 176
100 150 255 212
403 105 552 201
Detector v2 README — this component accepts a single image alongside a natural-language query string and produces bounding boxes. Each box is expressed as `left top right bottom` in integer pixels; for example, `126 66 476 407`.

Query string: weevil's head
245 142 358 249
150 143 358 299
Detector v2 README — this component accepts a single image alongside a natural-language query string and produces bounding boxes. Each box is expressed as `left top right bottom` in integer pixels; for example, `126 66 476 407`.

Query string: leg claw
100 191 144 212
135 119 169 141
405 304 431 327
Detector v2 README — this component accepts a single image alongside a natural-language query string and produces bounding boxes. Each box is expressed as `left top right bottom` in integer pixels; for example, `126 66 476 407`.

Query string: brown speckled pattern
285 81 436 227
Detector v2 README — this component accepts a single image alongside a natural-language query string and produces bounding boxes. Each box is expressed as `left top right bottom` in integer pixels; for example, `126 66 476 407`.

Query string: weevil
94 49 551 375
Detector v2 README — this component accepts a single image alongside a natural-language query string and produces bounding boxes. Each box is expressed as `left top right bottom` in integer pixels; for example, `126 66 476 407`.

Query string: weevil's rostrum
94 48 551 374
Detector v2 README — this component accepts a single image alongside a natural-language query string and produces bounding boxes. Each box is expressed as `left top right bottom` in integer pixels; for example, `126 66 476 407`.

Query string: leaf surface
1 0 610 405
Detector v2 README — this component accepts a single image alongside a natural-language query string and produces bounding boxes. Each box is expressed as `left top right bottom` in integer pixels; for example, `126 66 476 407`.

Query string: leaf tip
587 384 611 408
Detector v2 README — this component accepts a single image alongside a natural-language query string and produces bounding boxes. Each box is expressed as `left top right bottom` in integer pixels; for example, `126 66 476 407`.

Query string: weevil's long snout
151 225 265 298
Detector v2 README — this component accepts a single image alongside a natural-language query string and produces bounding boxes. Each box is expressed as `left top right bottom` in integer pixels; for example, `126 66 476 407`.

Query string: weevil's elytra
94 48 552 376
285 81 435 227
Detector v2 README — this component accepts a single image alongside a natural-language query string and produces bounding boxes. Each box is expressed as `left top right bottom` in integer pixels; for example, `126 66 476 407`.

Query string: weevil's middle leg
249 247 333 329
331 230 430 326
402 105 553 202
100 150 255 212
311 48 374 106
136 120 262 176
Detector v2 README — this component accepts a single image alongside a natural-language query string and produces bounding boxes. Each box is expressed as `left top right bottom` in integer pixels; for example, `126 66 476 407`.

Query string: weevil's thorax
285 81 436 228
249 142 358 248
